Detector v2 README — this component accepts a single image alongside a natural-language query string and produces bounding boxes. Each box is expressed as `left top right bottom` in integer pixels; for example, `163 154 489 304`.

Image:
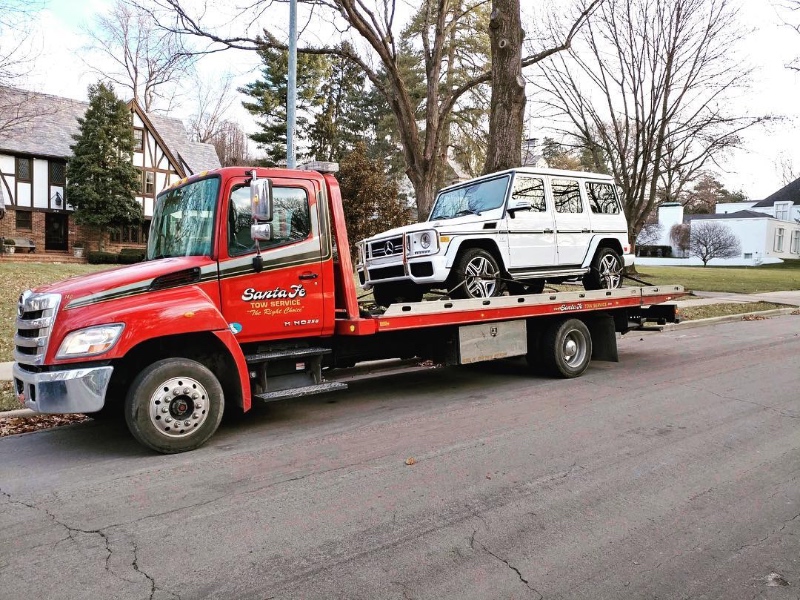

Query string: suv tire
452 248 503 299
583 247 623 290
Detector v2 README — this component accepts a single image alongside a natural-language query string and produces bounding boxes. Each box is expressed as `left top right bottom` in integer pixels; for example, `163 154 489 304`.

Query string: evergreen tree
66 82 142 241
240 33 329 165
338 143 411 262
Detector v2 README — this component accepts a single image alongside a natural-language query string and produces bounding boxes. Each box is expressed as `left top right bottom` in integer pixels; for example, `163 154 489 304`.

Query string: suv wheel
583 247 623 290
452 248 503 299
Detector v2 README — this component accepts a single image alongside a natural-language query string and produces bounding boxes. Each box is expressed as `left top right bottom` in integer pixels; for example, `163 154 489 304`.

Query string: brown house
0 86 221 255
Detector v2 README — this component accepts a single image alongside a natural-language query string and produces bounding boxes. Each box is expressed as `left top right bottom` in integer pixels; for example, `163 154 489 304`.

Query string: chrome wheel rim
599 254 622 288
464 255 499 298
563 330 588 367
148 376 209 438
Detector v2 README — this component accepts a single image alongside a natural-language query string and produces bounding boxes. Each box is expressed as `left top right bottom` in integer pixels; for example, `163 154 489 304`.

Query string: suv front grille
14 291 61 366
368 235 404 259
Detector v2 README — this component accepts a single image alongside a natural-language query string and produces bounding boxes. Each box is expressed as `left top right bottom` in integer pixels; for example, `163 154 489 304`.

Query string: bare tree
85 0 196 112
209 121 252 167
637 223 664 247
670 223 691 257
781 0 800 71
776 153 799 186
689 221 741 266
186 75 235 143
534 0 765 242
0 0 43 85
141 0 600 219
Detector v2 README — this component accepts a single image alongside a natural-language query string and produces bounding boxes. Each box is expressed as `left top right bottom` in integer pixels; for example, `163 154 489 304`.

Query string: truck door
504 174 556 269
218 176 328 343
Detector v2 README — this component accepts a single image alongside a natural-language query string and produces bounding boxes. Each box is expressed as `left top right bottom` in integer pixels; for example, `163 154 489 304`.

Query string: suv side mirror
250 177 273 222
507 199 533 214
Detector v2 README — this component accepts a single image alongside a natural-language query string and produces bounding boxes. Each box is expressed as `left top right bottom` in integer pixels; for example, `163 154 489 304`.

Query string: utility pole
287 0 297 168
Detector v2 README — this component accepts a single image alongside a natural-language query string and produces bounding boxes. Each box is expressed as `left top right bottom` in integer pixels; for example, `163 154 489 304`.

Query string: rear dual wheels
125 358 224 454
529 318 592 378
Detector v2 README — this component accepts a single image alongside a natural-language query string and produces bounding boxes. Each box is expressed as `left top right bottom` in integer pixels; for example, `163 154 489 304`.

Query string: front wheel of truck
125 358 225 454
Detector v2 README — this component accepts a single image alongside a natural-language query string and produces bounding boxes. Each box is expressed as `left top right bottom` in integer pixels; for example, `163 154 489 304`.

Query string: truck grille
368 235 404 259
14 291 61 367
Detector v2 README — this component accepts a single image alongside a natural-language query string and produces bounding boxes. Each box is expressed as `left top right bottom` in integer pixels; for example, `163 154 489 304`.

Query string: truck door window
228 185 311 257
586 182 620 214
511 177 546 211
551 179 583 213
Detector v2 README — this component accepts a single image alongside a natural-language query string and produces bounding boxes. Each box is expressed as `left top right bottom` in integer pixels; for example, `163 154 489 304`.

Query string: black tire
451 248 503 299
507 279 546 296
372 283 424 307
125 358 225 454
536 318 592 378
583 247 623 290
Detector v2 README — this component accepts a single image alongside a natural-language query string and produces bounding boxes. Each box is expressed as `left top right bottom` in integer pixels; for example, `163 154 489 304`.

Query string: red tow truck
12 164 684 453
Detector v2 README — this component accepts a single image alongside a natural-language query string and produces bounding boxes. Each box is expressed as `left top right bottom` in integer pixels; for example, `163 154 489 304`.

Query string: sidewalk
1 290 799 384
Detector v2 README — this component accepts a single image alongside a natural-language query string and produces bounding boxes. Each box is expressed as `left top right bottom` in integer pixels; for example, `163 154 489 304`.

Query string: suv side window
551 179 583 213
228 185 311 256
586 182 620 214
511 177 546 212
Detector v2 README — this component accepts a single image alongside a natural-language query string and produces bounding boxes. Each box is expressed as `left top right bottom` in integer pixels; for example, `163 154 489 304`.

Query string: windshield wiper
454 208 481 217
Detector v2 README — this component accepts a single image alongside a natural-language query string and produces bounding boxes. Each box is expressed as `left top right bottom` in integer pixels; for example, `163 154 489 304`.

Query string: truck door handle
299 272 318 280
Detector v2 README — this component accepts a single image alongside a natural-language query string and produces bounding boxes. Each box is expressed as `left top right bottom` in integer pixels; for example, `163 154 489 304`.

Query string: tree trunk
482 0 525 175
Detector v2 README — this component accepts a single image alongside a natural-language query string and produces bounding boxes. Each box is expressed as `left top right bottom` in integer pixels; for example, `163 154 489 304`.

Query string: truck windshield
429 174 511 221
147 177 220 260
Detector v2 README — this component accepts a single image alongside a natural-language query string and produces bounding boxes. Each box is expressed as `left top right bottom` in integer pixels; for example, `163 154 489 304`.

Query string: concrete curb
664 307 798 331
0 408 36 419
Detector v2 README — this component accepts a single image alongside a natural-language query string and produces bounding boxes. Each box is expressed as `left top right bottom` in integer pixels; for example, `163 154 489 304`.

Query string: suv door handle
581 229 590 233
299 272 319 280
543 228 554 234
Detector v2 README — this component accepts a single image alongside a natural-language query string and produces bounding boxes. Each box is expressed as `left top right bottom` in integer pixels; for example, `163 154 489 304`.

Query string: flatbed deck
335 286 686 335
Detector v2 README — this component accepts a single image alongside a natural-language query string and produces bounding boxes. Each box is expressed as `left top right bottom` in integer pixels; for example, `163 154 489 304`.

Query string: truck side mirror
250 178 273 222
250 223 272 242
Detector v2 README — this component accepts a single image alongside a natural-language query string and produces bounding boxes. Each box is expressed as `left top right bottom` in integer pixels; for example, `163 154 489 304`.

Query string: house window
776 203 791 221
133 128 144 152
16 157 31 181
15 210 32 231
774 228 785 252
110 223 149 244
743 253 752 259
551 179 583 213
145 171 155 195
49 161 66 185
791 231 800 254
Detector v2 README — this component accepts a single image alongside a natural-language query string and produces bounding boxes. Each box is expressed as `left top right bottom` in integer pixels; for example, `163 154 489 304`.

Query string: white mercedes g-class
356 167 633 306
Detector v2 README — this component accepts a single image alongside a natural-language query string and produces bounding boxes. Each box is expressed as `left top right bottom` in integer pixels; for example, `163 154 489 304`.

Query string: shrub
87 251 119 264
636 245 673 258
117 248 145 264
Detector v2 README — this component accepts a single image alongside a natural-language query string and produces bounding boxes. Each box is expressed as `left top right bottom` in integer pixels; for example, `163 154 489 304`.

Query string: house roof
683 210 773 222
0 86 220 173
754 177 800 207
0 87 88 158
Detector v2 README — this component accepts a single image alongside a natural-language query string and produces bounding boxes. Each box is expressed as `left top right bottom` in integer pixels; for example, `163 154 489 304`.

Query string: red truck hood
33 256 215 307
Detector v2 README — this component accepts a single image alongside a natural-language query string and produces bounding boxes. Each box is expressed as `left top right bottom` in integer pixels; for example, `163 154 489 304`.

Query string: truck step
254 381 348 402
245 347 332 364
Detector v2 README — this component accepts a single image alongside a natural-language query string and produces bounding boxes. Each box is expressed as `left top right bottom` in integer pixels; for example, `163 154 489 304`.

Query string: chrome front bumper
12 363 114 414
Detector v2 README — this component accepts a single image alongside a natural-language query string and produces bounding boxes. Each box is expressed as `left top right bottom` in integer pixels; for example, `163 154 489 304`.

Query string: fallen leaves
405 457 416 466
0 414 89 436
741 314 768 321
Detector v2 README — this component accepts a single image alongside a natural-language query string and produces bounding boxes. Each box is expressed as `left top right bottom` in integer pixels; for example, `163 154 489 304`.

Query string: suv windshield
147 177 220 260
429 174 511 221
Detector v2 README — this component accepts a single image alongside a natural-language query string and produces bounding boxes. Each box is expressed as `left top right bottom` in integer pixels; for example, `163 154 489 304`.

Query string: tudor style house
0 86 221 254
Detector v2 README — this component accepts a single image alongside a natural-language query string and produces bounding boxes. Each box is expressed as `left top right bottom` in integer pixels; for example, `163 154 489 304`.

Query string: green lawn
633 262 800 294
1 263 112 363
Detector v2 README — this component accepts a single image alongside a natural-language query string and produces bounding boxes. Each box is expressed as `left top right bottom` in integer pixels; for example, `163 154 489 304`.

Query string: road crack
470 530 542 599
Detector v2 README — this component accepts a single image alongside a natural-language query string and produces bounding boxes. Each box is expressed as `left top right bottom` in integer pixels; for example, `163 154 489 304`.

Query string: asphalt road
1 316 799 600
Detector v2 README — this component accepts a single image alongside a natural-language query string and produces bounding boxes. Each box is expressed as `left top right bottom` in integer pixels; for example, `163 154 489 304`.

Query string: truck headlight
57 324 125 359
407 230 439 256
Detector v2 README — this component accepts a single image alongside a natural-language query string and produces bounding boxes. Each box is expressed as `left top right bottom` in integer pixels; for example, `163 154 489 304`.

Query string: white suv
356 167 633 306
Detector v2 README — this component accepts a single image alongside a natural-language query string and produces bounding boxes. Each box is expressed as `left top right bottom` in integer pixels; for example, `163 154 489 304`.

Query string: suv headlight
57 324 125 359
406 230 439 257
